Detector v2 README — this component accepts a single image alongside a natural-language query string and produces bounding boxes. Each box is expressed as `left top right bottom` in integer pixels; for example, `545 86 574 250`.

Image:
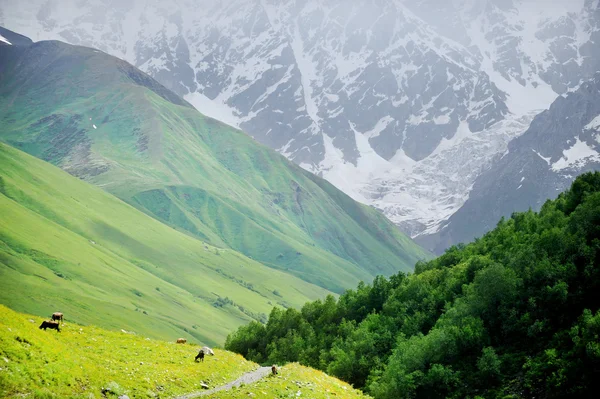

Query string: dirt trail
173 366 272 398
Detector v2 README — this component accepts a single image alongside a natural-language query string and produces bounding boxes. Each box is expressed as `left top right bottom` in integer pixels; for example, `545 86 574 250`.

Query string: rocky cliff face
418 73 600 253
2 0 599 239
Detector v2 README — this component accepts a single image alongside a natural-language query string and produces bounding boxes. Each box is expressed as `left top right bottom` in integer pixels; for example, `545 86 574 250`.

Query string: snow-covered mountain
2 0 599 239
418 72 600 253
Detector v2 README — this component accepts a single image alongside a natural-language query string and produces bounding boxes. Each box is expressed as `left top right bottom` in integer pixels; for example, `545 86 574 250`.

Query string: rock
118 396 130 399
200 383 209 389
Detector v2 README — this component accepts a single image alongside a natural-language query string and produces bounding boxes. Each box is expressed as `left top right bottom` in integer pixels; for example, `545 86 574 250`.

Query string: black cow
195 349 205 362
39 320 60 332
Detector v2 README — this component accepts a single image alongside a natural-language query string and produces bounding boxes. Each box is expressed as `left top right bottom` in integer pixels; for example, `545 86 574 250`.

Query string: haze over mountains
3 0 600 252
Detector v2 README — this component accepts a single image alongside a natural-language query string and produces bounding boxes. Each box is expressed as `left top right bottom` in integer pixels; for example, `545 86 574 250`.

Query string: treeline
225 172 600 398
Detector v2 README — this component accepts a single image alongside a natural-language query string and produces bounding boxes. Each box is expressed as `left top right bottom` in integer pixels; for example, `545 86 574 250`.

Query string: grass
0 142 330 344
0 39 430 295
210 363 371 399
0 305 370 399
0 304 257 398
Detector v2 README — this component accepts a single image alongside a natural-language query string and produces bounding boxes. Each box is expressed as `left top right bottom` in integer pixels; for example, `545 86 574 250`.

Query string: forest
225 172 600 398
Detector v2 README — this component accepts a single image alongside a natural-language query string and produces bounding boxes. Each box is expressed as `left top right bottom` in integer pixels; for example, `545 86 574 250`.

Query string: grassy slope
0 143 330 344
211 363 371 399
0 304 255 398
0 39 430 293
0 305 369 399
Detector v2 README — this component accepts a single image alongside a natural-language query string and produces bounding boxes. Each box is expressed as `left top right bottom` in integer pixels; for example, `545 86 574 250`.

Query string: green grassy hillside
0 304 256 398
0 36 429 293
0 305 369 399
0 142 330 344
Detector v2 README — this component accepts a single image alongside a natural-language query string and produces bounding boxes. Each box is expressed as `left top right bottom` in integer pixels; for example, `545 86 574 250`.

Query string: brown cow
51 312 63 323
271 365 278 375
39 320 60 332
176 338 187 344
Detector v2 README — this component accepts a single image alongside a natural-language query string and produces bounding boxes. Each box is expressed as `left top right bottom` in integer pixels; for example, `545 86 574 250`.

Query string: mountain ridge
3 0 598 240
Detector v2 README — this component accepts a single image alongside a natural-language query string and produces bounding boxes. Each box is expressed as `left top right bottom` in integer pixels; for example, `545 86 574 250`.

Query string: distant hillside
0 142 329 344
0 27 430 294
0 305 369 399
226 172 600 398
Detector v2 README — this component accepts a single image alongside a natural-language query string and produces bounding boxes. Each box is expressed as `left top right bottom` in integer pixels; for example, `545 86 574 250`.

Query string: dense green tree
225 172 600 398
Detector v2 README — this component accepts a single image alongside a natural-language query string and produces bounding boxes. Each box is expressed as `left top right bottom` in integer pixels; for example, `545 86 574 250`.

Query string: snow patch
364 116 394 139
430 121 472 157
290 23 321 126
92 124 97 129
433 115 451 125
551 137 600 171
184 92 241 129
585 115 600 131
319 133 368 203
0 34 12 45
533 149 551 165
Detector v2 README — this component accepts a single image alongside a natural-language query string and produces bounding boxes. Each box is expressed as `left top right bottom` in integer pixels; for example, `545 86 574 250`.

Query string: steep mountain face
2 0 599 239
418 73 600 253
0 28 429 294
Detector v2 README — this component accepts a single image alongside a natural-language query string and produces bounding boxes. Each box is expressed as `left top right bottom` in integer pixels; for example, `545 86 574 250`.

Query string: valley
0 1 599 397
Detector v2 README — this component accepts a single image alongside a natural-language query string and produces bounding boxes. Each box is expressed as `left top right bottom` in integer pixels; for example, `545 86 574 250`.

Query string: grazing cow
39 320 60 332
201 346 214 356
271 365 278 375
176 338 187 344
195 349 205 362
51 312 63 323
